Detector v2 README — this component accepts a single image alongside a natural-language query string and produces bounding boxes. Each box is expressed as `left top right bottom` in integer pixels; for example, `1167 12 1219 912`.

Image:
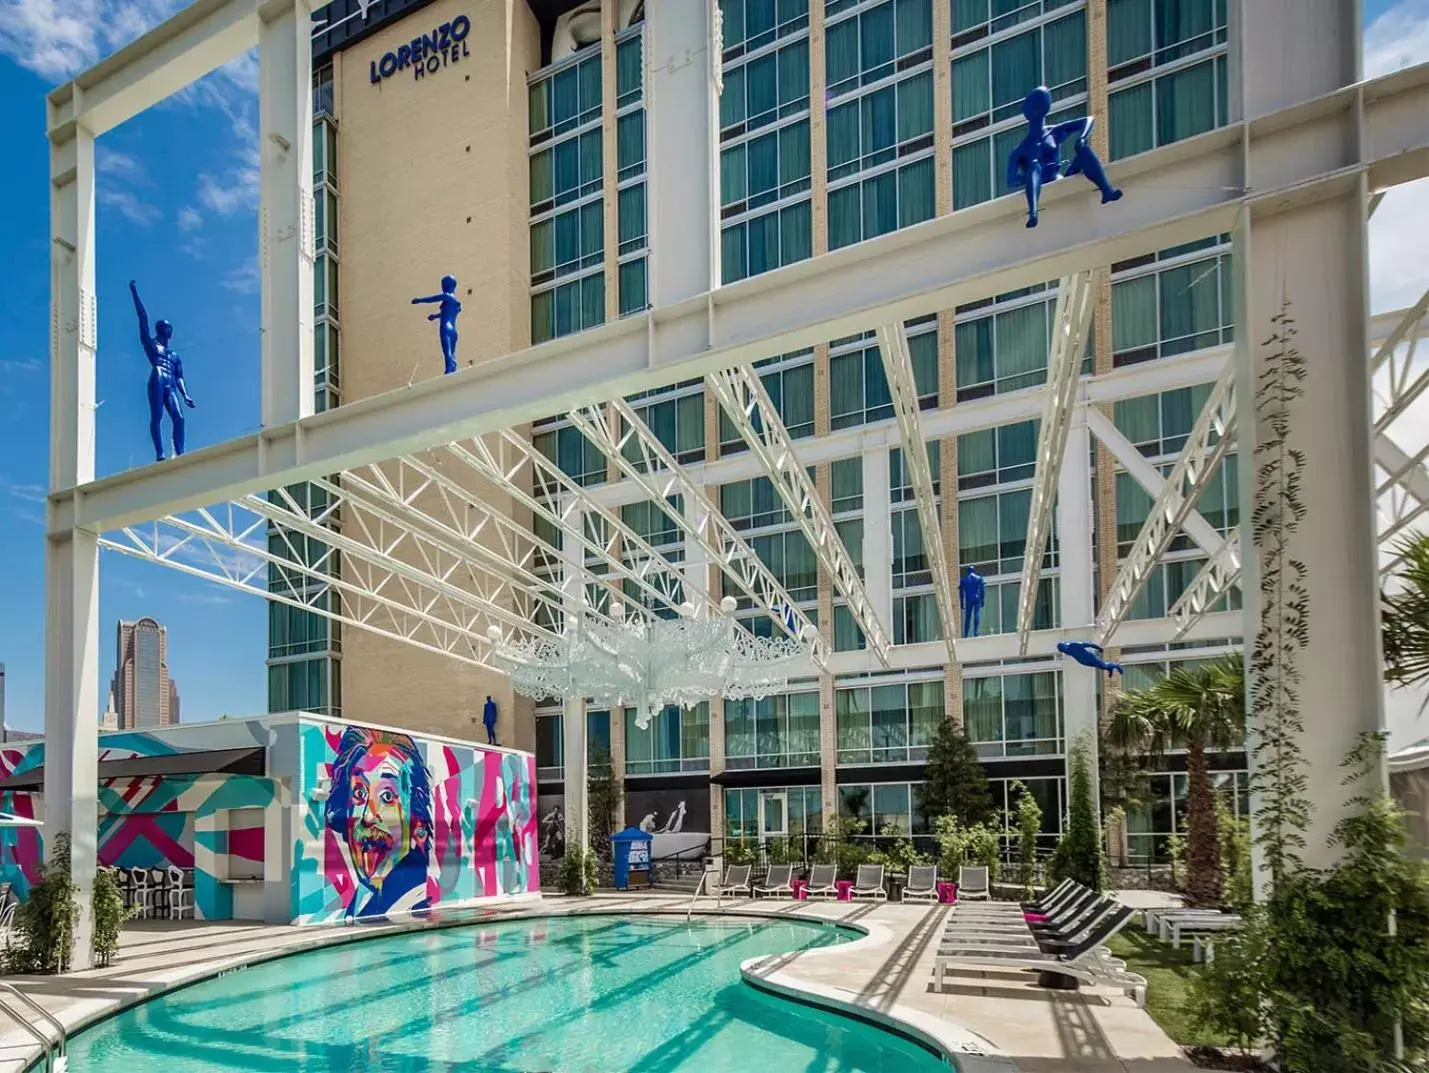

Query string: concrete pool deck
0 891 1193 1073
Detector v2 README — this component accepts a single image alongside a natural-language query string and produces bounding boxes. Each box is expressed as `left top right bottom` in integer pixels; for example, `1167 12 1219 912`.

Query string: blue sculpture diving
1057 640 1125 679
412 275 462 375
959 566 986 638
1006 86 1122 229
129 280 196 462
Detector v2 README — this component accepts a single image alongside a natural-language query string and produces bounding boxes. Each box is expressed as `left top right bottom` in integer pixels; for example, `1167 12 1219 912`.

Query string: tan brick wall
808 4 829 257
932 0 953 217
334 0 541 743
601 0 620 322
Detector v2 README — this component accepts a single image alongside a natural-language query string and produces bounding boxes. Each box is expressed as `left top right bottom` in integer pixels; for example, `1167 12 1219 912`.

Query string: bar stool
167 865 193 920
128 867 150 919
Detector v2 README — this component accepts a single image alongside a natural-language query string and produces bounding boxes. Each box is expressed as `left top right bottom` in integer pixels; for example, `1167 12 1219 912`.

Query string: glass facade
963 669 1063 757
835 677 943 764
625 703 711 774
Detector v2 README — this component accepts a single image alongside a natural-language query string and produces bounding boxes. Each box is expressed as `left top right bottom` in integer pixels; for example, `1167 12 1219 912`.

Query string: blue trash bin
611 827 653 891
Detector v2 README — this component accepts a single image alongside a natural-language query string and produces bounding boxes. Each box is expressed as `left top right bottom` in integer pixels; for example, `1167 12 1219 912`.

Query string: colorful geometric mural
293 721 538 924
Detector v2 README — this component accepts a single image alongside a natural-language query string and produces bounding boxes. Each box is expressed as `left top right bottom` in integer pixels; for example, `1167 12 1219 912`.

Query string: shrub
91 866 136 968
1049 737 1103 891
1011 780 1043 897
5 833 79 974
556 844 599 896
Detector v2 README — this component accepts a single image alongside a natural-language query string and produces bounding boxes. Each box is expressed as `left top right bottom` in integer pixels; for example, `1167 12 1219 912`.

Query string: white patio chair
901 864 938 903
957 865 990 900
713 864 752 897
753 864 795 898
805 863 838 900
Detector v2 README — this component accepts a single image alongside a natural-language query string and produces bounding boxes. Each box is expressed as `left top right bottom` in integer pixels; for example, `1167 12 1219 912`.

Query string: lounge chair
935 904 1146 1005
805 863 838 900
713 864 752 897
851 863 887 901
1023 877 1076 912
957 865 990 900
901 864 938 903
753 863 795 898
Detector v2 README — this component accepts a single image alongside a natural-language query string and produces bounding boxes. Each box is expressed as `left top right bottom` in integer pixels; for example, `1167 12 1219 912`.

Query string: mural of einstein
325 727 433 920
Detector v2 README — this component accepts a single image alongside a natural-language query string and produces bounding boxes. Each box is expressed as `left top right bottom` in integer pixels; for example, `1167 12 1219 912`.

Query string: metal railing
0 982 66 1073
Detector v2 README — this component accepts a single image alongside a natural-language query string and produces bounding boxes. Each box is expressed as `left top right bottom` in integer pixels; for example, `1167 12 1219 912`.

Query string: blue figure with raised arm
412 274 462 375
129 280 196 462
1006 86 1122 229
959 565 986 638
1057 640 1125 679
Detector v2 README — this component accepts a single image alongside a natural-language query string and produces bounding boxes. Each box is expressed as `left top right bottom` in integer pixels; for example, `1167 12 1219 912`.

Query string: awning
0 747 266 791
0 812 42 828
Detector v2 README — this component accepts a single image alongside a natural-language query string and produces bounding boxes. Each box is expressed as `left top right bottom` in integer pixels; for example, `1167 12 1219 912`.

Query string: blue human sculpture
959 566 986 638
129 281 196 462
1057 640 1125 679
1007 87 1122 229
412 274 462 375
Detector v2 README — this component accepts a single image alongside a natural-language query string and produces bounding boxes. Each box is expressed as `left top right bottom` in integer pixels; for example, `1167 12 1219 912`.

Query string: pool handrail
0 981 66 1072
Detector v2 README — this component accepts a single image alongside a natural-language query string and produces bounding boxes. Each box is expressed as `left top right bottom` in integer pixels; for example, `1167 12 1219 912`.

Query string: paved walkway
0 891 1193 1073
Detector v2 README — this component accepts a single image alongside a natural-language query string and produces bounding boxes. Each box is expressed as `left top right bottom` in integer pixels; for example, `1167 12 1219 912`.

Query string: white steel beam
50 64 1429 534
100 509 499 666
1018 270 1099 654
707 365 892 663
566 400 828 663
1168 536 1243 639
1084 405 1224 556
441 432 702 614
1371 288 1429 434
1097 359 1238 643
876 323 958 663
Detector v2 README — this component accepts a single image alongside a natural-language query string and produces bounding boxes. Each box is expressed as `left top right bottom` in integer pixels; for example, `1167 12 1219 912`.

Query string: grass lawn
1107 928 1229 1047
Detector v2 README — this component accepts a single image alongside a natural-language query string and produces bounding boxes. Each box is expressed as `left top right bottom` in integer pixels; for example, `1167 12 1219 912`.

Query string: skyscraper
111 618 181 730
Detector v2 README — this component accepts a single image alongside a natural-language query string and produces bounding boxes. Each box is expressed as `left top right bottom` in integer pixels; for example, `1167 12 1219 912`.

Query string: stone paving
0 890 1193 1073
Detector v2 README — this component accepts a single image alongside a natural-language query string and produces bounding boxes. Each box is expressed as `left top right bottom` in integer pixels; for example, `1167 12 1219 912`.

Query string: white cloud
96 146 145 182
0 478 46 503
1365 0 1429 77
196 147 260 216
222 259 259 294
0 357 43 374
98 187 161 227
177 206 203 232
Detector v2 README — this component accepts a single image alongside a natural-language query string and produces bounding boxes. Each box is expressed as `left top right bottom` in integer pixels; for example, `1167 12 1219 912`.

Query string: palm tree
1383 532 1429 687
1108 656 1245 907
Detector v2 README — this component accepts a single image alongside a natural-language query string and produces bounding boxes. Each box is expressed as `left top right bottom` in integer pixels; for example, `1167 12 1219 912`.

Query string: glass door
759 791 788 841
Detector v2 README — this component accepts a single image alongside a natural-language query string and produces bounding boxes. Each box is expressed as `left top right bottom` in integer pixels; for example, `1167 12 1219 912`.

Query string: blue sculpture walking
1006 87 1122 229
129 281 196 462
1057 640 1125 678
412 275 462 375
959 566 986 638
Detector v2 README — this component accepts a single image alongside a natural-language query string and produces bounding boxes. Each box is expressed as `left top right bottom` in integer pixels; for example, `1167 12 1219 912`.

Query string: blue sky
0 0 1425 733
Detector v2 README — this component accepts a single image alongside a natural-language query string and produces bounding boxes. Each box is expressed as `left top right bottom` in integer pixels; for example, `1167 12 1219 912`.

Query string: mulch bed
1184 1045 1276 1071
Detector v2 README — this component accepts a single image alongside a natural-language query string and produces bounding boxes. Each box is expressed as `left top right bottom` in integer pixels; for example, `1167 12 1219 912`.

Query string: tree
917 719 994 827
1010 780 1043 896
587 750 621 860
1108 655 1245 906
1383 532 1429 687
1049 736 1103 891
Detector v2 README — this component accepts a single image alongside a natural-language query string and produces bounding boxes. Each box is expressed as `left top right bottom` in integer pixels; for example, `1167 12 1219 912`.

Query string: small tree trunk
1184 741 1225 907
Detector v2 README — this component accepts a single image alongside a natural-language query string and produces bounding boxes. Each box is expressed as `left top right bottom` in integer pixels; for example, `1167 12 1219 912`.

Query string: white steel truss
1167 535 1242 639
1097 357 1238 644
566 399 829 666
1371 288 1429 433
1018 270 1099 655
876 322 958 663
441 431 706 615
100 506 499 668
706 364 892 664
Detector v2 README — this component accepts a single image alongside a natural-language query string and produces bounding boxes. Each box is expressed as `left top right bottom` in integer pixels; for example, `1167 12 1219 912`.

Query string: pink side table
790 878 809 901
835 879 854 902
936 881 957 904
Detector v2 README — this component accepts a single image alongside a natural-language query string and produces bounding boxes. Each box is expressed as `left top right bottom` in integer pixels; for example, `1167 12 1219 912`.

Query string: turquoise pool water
63 915 951 1071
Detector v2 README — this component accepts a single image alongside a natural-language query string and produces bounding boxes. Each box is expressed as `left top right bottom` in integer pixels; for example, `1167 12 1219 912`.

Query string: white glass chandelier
488 597 815 729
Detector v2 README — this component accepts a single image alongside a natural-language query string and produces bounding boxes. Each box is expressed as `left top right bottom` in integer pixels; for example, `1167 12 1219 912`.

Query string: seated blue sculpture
1057 640 1124 678
1006 86 1122 229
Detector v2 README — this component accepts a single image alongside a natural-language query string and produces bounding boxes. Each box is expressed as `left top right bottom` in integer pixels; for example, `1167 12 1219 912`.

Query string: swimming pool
61 915 952 1071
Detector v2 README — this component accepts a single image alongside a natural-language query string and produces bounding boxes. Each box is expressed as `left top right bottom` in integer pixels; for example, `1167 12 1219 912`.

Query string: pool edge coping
9 898 1019 1073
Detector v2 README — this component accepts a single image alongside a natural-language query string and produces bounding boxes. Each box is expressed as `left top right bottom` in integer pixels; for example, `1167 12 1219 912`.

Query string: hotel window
1124 556 1240 620
718 350 816 454
267 599 338 659
1107 0 1228 161
829 320 938 430
622 384 705 466
837 781 930 840
954 283 1090 401
1113 383 1216 458
1126 768 1247 863
746 530 819 603
958 487 1056 576
825 0 935 250
530 50 606 344
963 670 1062 757
1111 238 1233 366
617 27 649 316
267 658 333 716
987 775 1063 849
534 708 613 780
950 6 1086 210
725 786 823 840
532 421 607 488
722 475 795 531
889 439 942 642
831 457 868 651
313 321 340 413
719 3 813 285
625 702 710 774
725 690 822 768
957 419 1037 490
313 254 338 319
835 677 943 764
313 63 334 119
